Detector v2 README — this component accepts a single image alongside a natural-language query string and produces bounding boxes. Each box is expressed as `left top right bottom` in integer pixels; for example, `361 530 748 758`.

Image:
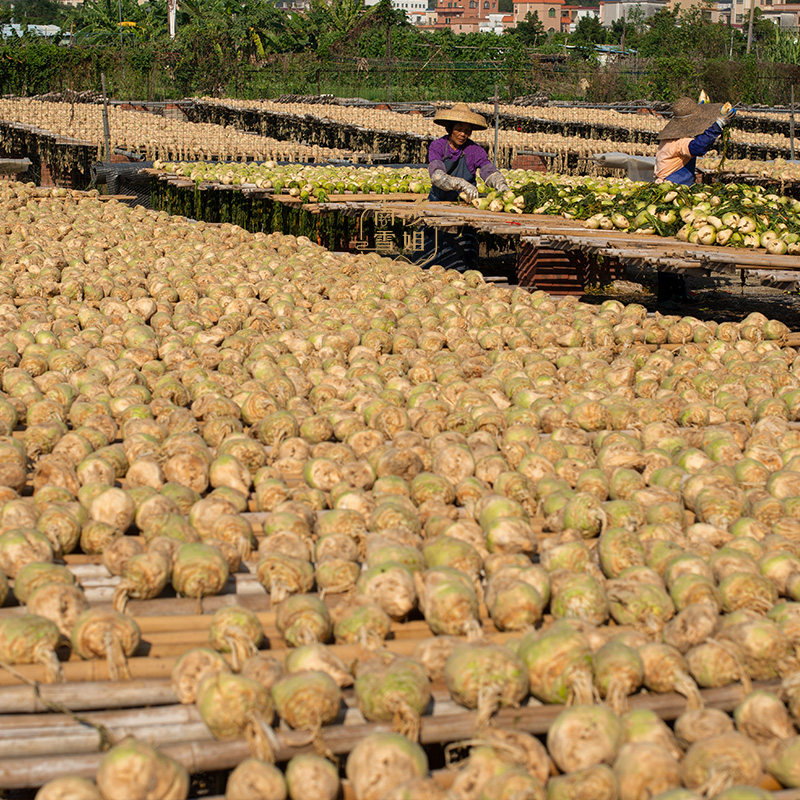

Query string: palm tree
71 0 162 43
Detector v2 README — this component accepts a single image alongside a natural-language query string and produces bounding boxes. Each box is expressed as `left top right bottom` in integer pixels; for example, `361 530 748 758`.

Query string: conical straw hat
657 96 725 141
433 103 488 131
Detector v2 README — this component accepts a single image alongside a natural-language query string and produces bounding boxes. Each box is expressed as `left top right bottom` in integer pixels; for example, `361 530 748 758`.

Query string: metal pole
168 0 177 39
101 73 112 163
118 0 126 86
386 20 392 103
494 81 499 163
792 85 796 161
746 0 755 54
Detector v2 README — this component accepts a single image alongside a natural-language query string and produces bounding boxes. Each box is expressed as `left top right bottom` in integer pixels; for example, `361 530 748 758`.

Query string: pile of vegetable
4 180 800 798
195 97 798 169
154 161 432 201
518 176 800 252
153 160 800 254
0 98 363 163
698 156 800 182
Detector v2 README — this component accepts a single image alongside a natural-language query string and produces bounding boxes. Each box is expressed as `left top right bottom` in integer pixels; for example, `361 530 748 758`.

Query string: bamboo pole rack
339 199 800 277
0 627 521 686
0 680 781 789
146 169 800 281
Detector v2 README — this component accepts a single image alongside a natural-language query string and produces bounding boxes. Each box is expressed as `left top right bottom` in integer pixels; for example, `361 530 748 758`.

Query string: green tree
355 16 420 59
175 0 293 59
750 7 775 48
166 0 294 94
540 31 568 52
70 0 156 44
262 8 321 53
311 0 372 55
608 4 644 51
765 24 800 64
637 6 738 59
12 0 67 26
262 0 380 56
569 14 605 58
634 7 678 56
508 11 544 46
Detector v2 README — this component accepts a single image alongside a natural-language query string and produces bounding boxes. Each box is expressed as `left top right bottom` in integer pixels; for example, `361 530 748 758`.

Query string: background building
564 4 602 30
598 0 667 25
512 0 566 31
428 0 501 29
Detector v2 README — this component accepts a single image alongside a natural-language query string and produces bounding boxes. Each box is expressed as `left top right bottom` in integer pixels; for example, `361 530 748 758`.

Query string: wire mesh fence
1 41 798 107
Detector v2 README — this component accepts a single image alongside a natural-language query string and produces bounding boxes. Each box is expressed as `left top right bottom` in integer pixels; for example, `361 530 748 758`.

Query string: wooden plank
145 175 800 272
0 630 522 685
676 248 800 270
749 269 800 282
356 201 800 266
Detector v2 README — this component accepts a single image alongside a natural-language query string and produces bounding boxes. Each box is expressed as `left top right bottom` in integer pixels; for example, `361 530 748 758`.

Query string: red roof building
433 0 499 28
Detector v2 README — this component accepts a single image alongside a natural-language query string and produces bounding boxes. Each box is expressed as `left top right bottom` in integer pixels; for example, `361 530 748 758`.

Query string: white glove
453 178 479 200
716 105 736 129
431 169 457 192
431 169 478 200
484 171 510 192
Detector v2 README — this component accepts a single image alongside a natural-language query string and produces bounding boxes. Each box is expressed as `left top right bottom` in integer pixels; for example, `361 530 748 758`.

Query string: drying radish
547 704 624 772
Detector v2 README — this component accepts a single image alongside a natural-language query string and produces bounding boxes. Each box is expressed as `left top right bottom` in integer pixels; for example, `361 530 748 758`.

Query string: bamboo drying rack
0 667 784 789
327 198 800 277
146 169 800 281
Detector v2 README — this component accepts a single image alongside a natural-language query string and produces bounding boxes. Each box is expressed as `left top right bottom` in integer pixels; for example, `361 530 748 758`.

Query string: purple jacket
428 136 498 179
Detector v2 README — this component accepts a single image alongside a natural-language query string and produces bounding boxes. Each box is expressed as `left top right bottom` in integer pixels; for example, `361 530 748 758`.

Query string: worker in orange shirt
654 96 736 305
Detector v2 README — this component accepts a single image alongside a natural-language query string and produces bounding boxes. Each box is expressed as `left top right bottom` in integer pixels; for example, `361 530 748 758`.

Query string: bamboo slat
0 692 475 759
63 617 500 658
0 679 176 714
273 192 423 203
1 702 200 733
134 616 505 658
0 631 521 686
0 677 465 720
0 680 778 789
0 723 212 759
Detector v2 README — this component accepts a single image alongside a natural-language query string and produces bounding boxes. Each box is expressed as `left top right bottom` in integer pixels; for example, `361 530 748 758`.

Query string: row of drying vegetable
153 160 800 254
695 156 800 183
2 181 800 798
519 179 800 254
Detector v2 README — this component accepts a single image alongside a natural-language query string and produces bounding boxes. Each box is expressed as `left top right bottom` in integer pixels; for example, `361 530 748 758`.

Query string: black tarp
91 161 154 208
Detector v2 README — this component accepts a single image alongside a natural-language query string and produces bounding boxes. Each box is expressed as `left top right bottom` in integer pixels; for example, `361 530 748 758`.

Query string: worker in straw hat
654 95 736 304
655 96 736 186
413 103 509 272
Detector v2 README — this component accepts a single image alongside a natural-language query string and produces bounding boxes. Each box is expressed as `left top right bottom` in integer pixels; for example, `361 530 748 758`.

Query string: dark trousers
413 225 479 273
